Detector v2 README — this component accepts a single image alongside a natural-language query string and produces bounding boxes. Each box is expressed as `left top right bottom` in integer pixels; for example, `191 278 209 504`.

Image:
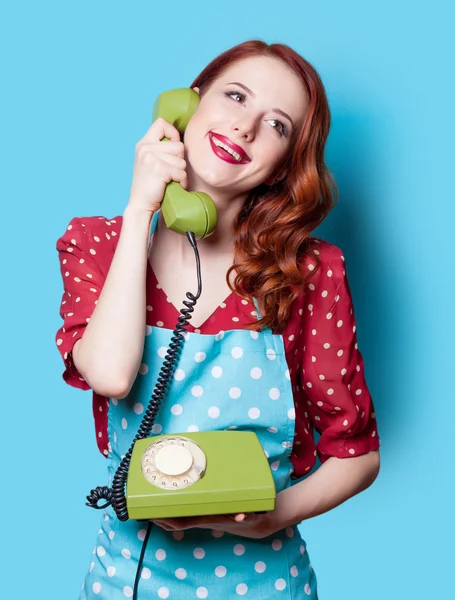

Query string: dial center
154 445 193 476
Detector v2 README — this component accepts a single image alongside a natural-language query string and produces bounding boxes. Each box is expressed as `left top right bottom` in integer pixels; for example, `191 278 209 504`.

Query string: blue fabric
80 214 318 598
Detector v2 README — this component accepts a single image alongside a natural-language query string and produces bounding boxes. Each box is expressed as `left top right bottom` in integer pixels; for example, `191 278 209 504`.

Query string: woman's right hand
127 117 188 215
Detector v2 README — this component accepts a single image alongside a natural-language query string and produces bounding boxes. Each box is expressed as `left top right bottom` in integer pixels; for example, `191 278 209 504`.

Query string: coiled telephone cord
86 231 201 519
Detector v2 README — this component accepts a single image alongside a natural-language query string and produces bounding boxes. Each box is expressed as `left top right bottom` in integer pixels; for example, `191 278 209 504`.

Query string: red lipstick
209 132 251 164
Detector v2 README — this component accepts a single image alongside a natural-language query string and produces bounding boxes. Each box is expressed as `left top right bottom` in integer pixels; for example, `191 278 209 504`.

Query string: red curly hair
190 40 338 332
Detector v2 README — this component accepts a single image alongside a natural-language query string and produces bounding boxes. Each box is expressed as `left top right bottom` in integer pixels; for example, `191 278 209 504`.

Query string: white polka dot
123 586 133 597
272 539 282 550
234 543 245 555
327 388 334 395
326 312 333 320
248 407 260 419
308 264 315 271
311 329 317 335
267 427 278 433
121 548 131 559
269 388 280 400
349 448 356 455
286 526 295 537
356 389 363 395
231 346 244 359
208 406 220 418
137 529 147 542
141 568 151 579
323 343 330 349
304 583 312 595
152 424 162 434
215 565 227 577
121 418 128 430
341 368 347 375
271 460 280 471
275 578 287 591
211 366 223 378
194 547 205 559
290 566 298 577
134 403 144 415
212 529 224 538
343 420 349 426
96 546 106 557
145 325 152 336
337 350 344 357
92 582 101 594
285 369 290 380
250 331 259 339
191 385 203 397
337 320 343 327
250 367 262 379
187 424 199 432
236 583 248 595
108 530 115 540
175 568 187 579
158 346 168 358
196 588 208 599
300 545 306 556
266 349 276 360
215 330 225 341
156 549 166 560
171 404 183 416
194 352 206 362
288 408 295 419
107 566 116 577
138 363 148 375
158 588 169 599
174 369 185 381
255 561 266 573
229 387 241 399
156 321 164 327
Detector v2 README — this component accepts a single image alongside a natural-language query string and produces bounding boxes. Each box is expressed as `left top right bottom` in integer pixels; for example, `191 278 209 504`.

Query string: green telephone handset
152 88 217 239
87 89 275 526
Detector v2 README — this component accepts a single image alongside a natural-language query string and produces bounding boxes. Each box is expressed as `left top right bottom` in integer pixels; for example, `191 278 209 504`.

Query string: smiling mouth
209 133 251 164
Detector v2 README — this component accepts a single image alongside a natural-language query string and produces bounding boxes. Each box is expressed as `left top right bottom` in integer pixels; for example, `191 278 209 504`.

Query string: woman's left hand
152 511 280 539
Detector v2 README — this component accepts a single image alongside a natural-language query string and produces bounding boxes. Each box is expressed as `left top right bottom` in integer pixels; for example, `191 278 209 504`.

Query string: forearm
73 205 153 397
273 451 380 529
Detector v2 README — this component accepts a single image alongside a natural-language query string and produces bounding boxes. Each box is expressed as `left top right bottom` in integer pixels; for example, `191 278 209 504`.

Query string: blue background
1 1 453 598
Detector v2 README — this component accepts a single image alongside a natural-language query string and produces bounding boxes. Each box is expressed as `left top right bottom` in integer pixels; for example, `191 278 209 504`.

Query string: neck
153 188 248 264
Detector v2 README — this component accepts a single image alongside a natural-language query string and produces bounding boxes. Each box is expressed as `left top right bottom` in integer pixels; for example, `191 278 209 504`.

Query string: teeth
211 136 244 162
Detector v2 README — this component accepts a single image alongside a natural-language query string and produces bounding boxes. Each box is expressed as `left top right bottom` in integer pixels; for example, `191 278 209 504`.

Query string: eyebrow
226 81 295 128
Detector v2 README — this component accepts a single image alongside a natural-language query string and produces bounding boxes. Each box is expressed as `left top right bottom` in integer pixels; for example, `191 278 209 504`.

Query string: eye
268 119 287 138
224 90 246 103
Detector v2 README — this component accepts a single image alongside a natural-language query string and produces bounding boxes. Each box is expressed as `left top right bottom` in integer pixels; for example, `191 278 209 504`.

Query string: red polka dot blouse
55 215 380 478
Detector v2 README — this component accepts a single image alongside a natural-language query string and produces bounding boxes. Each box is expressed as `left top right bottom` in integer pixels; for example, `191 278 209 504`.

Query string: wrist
123 204 154 225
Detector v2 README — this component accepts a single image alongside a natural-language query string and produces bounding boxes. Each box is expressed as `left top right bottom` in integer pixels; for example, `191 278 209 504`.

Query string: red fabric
55 215 380 477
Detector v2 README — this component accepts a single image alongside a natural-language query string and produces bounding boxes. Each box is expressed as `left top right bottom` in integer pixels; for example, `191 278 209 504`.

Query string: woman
56 40 380 599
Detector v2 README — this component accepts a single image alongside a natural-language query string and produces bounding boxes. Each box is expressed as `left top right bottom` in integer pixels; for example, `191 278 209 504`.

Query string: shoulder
56 215 123 260
299 236 347 289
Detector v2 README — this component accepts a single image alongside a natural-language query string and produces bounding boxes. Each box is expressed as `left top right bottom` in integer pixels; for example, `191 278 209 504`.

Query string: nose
231 116 257 142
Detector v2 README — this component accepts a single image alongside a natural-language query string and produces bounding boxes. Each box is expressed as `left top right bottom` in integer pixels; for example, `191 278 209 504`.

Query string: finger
136 141 185 158
233 513 247 522
143 118 181 143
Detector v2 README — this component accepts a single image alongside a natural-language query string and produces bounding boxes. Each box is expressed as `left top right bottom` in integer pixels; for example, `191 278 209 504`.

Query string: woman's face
183 55 309 199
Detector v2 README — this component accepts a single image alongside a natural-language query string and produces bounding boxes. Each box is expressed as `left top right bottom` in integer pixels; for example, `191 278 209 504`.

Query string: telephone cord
85 231 201 522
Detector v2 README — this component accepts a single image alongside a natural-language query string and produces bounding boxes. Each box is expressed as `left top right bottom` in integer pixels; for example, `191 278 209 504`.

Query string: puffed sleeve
299 243 380 463
55 216 117 389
